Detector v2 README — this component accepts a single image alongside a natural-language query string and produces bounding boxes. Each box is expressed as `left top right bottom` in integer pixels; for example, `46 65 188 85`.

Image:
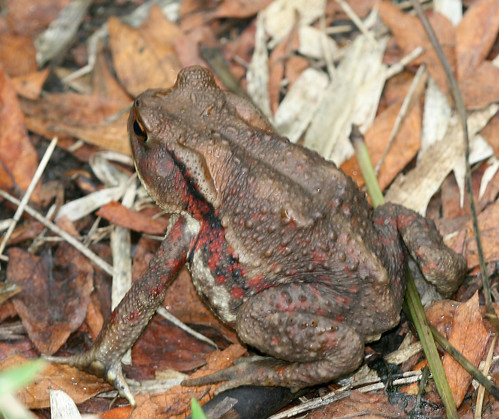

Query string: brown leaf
108 8 181 97
0 69 39 201
425 299 459 339
11 69 50 100
21 92 127 125
132 316 214 377
92 50 132 103
441 161 499 219
2 355 111 409
458 61 499 109
446 200 499 269
131 344 246 418
25 109 130 155
7 244 93 354
0 34 37 77
4 0 70 37
480 110 499 155
96 201 169 235
306 390 405 418
442 292 489 407
214 0 273 18
456 0 499 78
341 99 421 190
379 1 456 94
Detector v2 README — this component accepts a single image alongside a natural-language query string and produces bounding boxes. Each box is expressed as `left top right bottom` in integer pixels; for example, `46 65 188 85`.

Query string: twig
375 65 427 173
475 335 497 417
335 0 377 47
0 190 114 276
0 137 58 257
386 46 424 79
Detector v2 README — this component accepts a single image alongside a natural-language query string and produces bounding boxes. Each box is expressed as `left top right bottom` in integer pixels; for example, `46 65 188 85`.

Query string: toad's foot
45 350 135 406
182 358 308 395
45 216 197 407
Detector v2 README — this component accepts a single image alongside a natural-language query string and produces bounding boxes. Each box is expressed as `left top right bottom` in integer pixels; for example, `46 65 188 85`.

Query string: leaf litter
0 0 498 417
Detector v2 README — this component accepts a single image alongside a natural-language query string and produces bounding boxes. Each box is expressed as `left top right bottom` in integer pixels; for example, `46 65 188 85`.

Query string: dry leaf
385 105 497 213
379 0 456 94
11 68 50 100
108 10 181 97
0 34 37 77
0 68 39 201
442 292 489 407
96 202 169 235
304 34 388 164
130 344 246 418
132 316 214 375
4 0 71 37
306 390 405 418
446 200 499 269
274 68 329 143
455 0 499 78
7 244 93 355
458 61 499 109
6 355 111 409
214 0 273 18
341 99 421 190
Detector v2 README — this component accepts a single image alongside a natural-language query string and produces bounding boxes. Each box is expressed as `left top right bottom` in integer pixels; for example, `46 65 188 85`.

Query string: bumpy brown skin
48 66 467 405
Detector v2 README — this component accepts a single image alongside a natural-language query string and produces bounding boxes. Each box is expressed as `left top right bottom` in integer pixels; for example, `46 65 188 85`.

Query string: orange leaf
456 0 499 78
0 69 39 201
108 8 181 97
341 98 421 190
0 355 111 409
442 291 489 407
131 344 246 418
96 201 169 235
379 1 456 93
458 61 499 109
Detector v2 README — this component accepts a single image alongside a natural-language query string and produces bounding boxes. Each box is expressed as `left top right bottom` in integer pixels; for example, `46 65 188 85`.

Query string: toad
49 66 467 405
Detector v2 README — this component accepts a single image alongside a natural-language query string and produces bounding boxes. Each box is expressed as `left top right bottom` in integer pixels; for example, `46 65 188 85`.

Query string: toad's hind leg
183 284 364 393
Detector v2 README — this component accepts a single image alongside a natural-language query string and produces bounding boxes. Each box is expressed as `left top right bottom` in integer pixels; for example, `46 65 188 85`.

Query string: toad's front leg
183 283 365 394
46 215 198 406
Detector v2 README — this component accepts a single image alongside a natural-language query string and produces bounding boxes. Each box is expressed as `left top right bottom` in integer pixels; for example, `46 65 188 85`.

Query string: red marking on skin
276 365 287 375
311 250 328 265
128 310 140 322
231 286 244 299
247 275 264 287
169 219 186 242
335 294 351 306
341 203 351 215
396 213 416 229
380 235 393 246
334 314 345 323
269 262 281 272
349 285 359 293
307 284 322 297
216 275 226 284
316 308 328 317
271 336 279 347
324 333 339 350
110 310 119 323
150 285 163 297
276 244 288 254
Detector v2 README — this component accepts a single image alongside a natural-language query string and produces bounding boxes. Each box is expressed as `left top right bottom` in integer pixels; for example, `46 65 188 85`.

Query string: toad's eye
133 118 147 142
